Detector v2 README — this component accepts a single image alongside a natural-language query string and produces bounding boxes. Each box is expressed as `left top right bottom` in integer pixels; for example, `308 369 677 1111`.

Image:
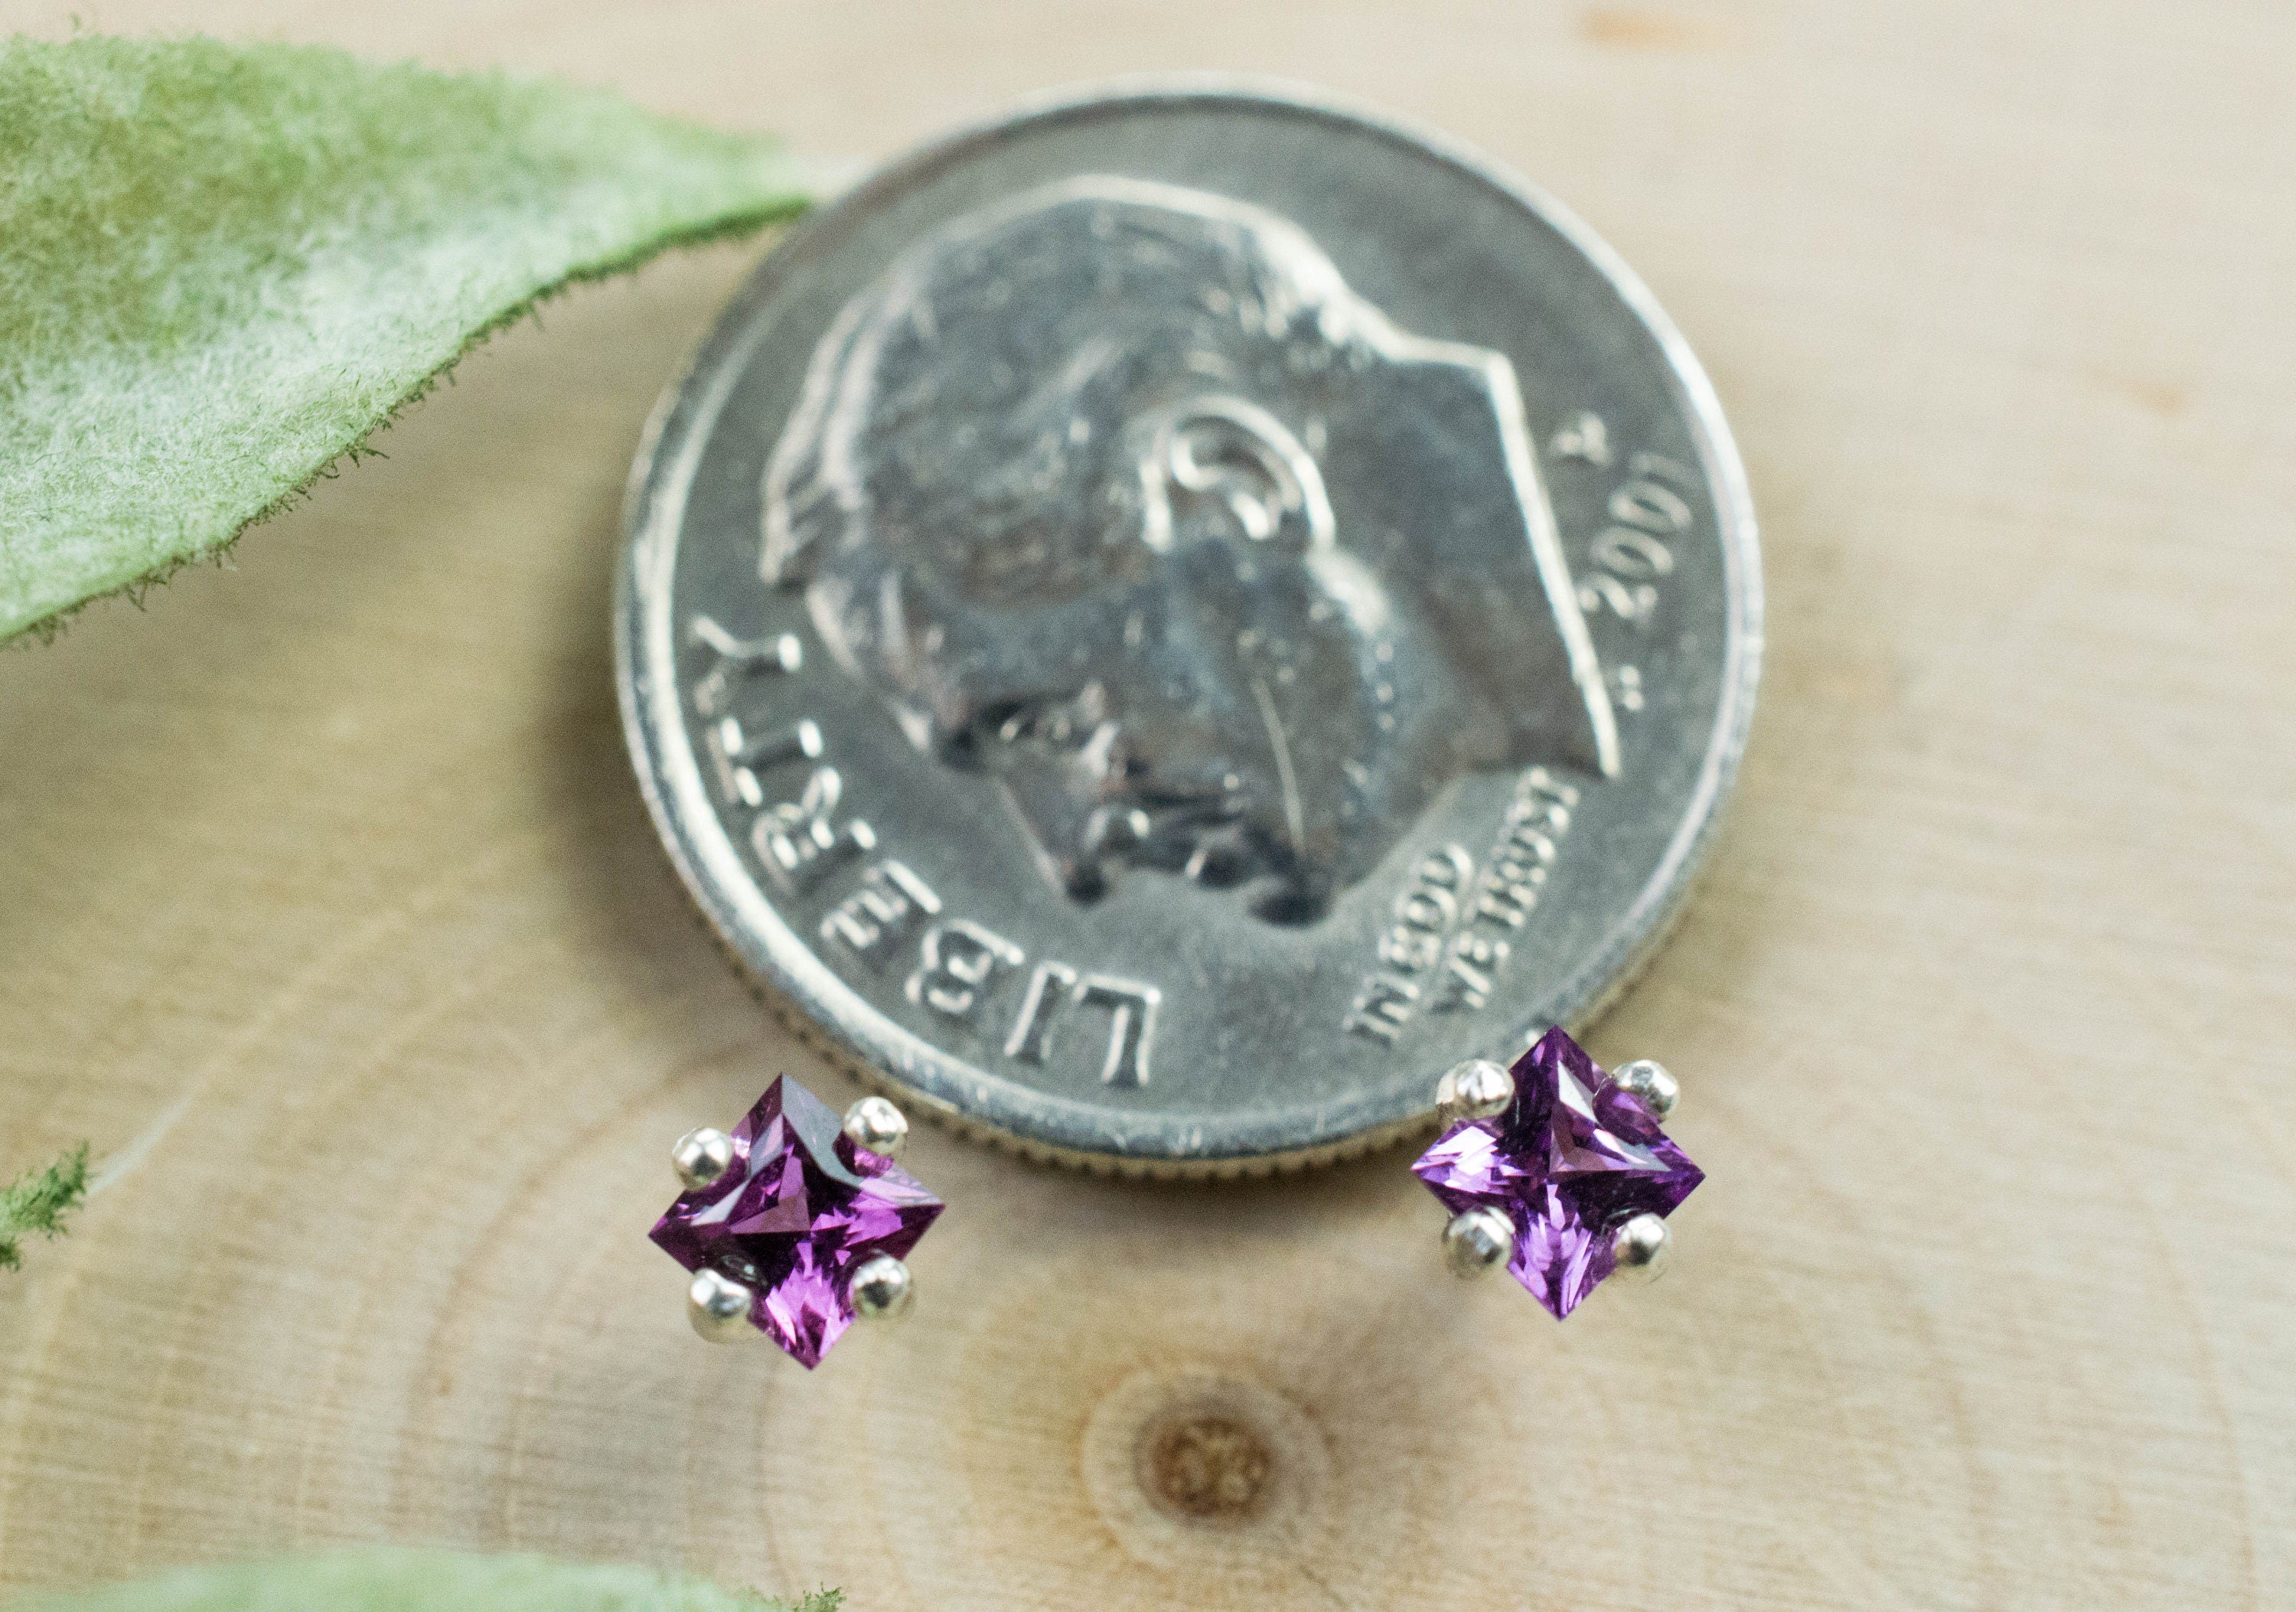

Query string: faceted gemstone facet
1413 1028 1703 1319
651 1076 943 1366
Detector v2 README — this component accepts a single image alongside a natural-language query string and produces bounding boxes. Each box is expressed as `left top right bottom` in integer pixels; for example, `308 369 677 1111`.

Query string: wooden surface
4 3 2293 1607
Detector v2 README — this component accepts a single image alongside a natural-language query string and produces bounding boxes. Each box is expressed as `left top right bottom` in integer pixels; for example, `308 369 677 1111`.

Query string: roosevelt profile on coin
762 175 1619 925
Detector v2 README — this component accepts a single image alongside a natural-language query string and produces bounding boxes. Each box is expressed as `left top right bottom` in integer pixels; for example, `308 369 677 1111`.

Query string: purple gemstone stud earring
1413 1026 1702 1318
651 1076 943 1367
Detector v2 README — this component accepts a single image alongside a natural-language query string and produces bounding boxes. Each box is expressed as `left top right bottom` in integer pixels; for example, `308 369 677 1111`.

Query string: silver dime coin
615 83 1760 1173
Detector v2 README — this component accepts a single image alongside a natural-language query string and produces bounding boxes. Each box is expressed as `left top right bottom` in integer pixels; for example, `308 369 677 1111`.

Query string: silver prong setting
1442 1206 1514 1278
687 1268 757 1343
842 1095 909 1161
672 1126 735 1193
1435 1059 1515 1127
1610 1213 1671 1284
1613 1059 1679 1118
850 1253 913 1320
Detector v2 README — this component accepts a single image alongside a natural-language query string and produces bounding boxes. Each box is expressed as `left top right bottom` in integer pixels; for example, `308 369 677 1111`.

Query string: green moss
0 1144 89 1271
7 1550 838 1611
0 37 809 642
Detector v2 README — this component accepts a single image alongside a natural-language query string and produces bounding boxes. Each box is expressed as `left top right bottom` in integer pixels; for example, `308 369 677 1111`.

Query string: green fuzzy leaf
7 1549 840 1612
0 1144 90 1271
0 37 810 642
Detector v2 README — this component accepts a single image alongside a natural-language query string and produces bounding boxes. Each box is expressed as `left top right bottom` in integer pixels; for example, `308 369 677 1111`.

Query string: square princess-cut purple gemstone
651 1076 943 1367
1413 1027 1703 1319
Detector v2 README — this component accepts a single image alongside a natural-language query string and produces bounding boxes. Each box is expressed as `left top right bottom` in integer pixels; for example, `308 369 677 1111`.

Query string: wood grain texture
2 3 2291 1607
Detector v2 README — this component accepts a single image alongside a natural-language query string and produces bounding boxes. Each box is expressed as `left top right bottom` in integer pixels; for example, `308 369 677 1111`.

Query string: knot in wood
1140 1412 1274 1523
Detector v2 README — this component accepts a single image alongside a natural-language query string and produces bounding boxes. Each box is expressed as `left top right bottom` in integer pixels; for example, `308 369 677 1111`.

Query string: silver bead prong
850 1253 913 1320
1613 1059 1679 1118
1610 1213 1671 1284
842 1095 909 1161
1442 1206 1513 1278
1434 1059 1515 1127
672 1126 735 1192
687 1268 757 1343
